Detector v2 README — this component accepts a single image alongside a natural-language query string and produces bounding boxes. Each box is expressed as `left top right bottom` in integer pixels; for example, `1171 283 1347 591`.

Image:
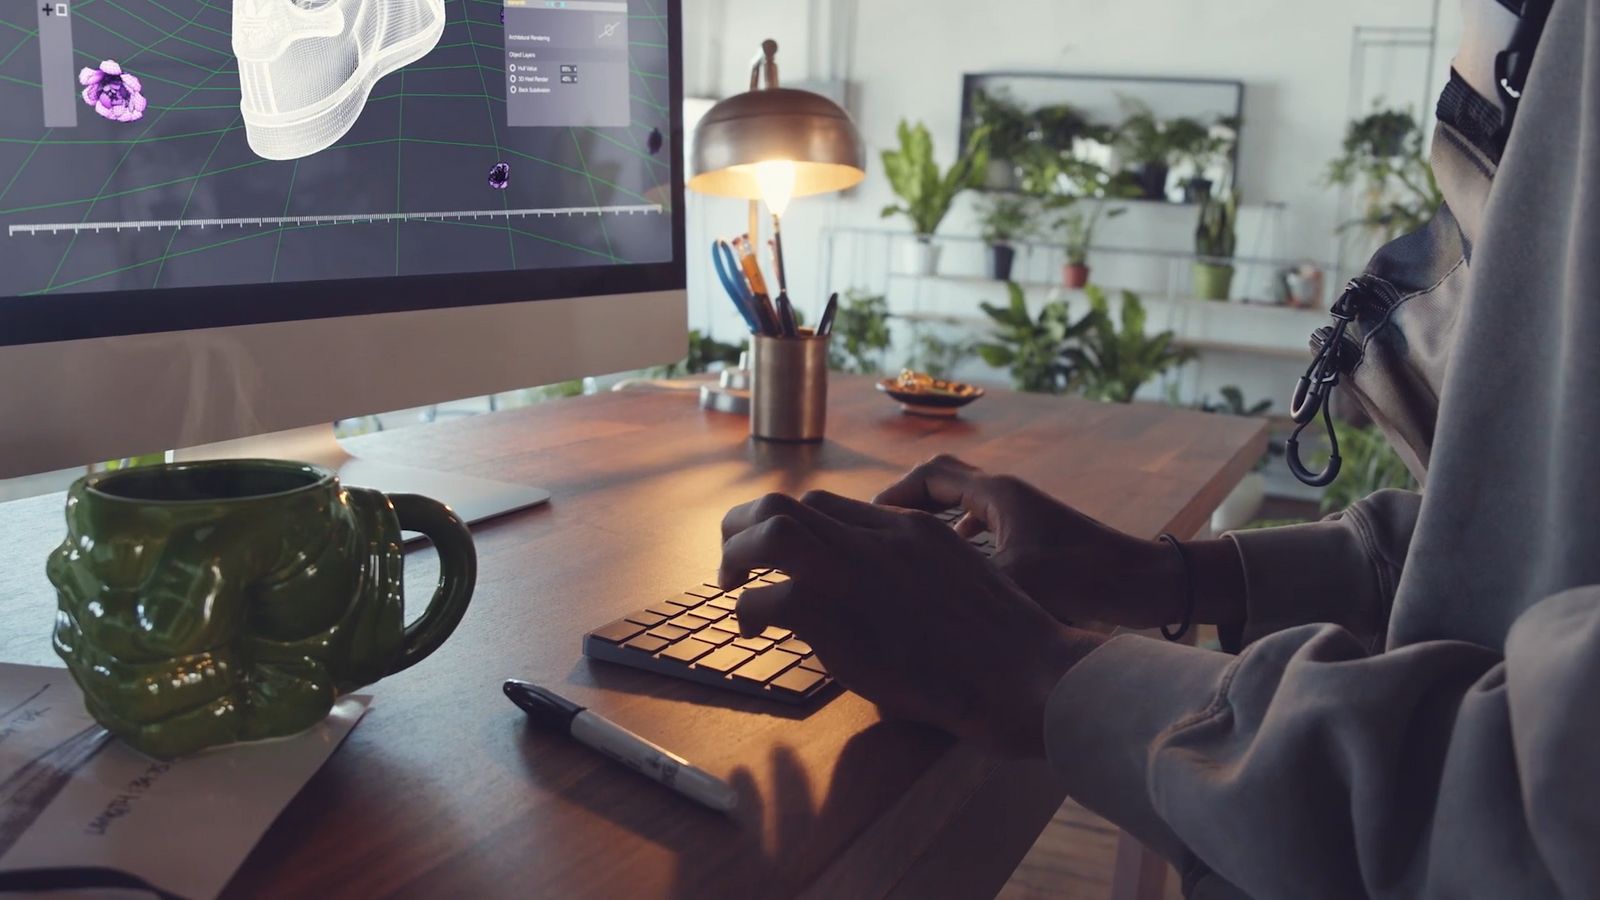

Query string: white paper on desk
0 663 368 900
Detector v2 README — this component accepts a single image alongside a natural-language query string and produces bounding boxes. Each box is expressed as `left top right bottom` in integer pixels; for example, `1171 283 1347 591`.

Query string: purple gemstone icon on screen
488 161 510 190
647 127 663 156
79 60 147 123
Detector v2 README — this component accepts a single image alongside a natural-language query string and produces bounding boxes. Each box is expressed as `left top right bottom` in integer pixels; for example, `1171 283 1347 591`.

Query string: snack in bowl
876 369 986 417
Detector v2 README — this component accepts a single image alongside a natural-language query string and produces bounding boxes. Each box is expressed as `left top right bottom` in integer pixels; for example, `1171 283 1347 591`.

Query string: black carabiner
1291 322 1345 421
1286 396 1342 487
1285 314 1349 486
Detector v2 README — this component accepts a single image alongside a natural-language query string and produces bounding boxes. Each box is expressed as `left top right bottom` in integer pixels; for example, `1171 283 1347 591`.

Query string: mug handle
385 494 478 675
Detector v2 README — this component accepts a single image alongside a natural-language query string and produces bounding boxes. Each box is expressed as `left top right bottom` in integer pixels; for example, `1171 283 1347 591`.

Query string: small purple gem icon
488 161 510 190
79 59 147 123
647 127 663 156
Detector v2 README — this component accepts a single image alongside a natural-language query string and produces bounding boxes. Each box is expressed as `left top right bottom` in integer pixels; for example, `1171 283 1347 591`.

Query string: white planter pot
1211 471 1266 534
897 238 942 276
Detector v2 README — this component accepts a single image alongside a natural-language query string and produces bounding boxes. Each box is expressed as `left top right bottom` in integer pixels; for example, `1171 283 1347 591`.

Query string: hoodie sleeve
1043 586 1598 899
1221 489 1420 653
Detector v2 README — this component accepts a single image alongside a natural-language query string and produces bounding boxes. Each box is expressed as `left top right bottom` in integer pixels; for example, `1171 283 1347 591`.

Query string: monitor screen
0 0 683 345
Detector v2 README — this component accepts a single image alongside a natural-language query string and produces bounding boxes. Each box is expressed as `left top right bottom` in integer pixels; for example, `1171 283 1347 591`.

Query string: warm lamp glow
733 160 798 217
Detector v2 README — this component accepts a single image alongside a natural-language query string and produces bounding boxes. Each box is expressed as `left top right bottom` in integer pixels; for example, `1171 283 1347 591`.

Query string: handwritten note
0 663 368 899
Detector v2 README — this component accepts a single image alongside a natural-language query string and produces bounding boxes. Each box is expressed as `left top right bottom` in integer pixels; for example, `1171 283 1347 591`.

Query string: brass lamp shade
688 87 866 200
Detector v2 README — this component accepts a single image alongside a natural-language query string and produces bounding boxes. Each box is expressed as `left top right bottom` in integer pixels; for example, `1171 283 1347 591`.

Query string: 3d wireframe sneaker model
233 0 445 160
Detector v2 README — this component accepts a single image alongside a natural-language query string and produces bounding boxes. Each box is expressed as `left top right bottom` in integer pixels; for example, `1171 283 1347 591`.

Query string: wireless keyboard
582 508 995 704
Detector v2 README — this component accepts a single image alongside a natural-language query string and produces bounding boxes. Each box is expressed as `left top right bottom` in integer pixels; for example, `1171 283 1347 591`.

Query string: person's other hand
719 491 1104 757
873 455 1185 630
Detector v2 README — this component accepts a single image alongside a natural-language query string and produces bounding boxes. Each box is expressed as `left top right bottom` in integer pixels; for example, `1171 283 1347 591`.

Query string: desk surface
0 378 1265 899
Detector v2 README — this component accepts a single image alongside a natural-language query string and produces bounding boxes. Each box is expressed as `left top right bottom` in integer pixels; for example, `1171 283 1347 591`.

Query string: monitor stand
172 423 551 538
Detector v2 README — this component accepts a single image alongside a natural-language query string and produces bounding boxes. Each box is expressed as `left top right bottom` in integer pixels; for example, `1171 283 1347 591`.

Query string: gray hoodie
1041 1 1600 897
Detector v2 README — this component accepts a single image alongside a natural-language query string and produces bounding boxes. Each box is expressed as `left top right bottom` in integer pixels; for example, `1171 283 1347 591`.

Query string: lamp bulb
738 160 797 217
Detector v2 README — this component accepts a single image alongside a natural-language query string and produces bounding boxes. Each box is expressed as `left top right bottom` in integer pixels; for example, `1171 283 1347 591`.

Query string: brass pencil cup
750 333 829 442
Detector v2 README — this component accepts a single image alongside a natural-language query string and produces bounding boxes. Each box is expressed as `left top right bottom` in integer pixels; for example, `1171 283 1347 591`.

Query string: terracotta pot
1063 263 1090 289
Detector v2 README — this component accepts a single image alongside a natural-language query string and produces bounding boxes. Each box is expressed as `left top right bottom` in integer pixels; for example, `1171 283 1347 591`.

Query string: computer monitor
0 0 686 519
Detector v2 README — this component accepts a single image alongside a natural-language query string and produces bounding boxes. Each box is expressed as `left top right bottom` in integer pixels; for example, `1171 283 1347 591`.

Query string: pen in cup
817 292 839 337
775 292 798 337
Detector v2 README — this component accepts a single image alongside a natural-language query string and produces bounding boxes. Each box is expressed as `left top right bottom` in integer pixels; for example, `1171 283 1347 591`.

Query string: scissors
713 239 760 334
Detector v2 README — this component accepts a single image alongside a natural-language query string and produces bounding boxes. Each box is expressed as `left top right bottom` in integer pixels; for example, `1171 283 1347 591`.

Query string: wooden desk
0 378 1265 899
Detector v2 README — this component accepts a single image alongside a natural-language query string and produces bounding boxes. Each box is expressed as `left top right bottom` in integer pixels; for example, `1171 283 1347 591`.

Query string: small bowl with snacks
876 369 986 418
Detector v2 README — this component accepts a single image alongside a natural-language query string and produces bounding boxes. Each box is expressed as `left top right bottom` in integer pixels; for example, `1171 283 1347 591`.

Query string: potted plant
881 120 990 276
1020 150 1127 288
975 282 1087 393
1060 205 1125 288
1167 115 1238 203
1112 98 1174 201
968 88 1032 190
1030 103 1093 150
1324 107 1442 241
825 290 893 374
1066 285 1194 402
977 193 1033 281
1193 190 1238 301
906 331 976 379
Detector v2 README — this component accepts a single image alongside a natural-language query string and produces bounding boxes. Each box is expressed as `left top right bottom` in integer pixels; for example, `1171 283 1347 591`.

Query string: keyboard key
731 650 802 685
591 619 646 644
688 604 728 623
799 655 827 675
769 666 826 696
758 573 789 585
624 610 668 627
707 617 741 635
660 638 716 664
708 594 740 611
685 584 723 600
624 634 671 654
720 586 746 601
776 637 813 656
668 613 712 630
646 602 682 617
759 626 792 641
733 636 773 653
696 645 755 673
693 627 734 647
647 624 691 642
668 594 704 608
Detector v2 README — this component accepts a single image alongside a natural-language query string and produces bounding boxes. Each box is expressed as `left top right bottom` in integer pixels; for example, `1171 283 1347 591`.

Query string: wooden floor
999 800 1183 900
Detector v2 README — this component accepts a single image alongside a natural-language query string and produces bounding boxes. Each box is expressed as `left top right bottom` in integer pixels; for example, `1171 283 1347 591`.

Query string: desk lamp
688 39 866 272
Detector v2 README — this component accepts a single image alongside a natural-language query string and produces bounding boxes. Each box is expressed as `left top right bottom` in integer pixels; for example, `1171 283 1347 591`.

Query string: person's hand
873 455 1188 630
719 491 1104 756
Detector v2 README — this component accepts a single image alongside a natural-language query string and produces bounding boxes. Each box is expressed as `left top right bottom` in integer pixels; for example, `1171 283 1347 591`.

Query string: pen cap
503 680 585 732
750 333 829 443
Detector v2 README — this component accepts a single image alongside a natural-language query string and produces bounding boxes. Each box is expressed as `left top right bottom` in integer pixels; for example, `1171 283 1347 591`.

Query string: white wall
682 1 1459 361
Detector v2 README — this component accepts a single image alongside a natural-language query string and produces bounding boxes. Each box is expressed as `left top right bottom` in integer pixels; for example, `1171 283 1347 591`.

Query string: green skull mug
46 459 477 759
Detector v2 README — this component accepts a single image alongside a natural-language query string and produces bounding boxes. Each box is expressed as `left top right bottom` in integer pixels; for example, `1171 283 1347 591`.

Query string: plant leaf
977 343 1015 367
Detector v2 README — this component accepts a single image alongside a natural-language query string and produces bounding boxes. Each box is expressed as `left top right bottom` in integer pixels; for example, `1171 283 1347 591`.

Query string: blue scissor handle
713 239 759 333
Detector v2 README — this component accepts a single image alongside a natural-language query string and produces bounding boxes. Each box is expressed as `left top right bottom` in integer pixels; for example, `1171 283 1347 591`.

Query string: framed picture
959 72 1244 204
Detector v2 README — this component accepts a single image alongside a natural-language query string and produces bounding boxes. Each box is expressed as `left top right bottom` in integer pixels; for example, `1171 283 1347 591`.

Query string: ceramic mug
47 459 477 758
